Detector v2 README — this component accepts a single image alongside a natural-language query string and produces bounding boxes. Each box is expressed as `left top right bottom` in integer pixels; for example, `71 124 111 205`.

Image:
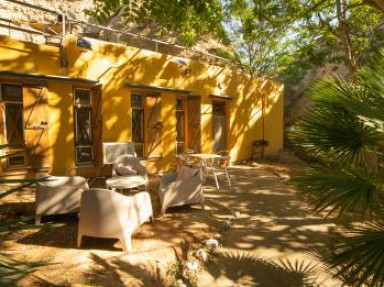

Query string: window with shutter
131 93 144 157
2 85 24 145
1 84 26 167
187 96 201 153
175 97 186 154
74 88 93 164
23 86 49 169
91 87 103 166
1 84 49 169
145 94 162 158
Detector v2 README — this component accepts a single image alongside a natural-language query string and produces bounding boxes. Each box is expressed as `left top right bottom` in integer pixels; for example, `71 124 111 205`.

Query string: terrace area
0 161 341 286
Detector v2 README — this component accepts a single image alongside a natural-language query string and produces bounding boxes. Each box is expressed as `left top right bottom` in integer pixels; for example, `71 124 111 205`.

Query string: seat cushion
115 164 138 176
177 166 198 181
132 163 144 174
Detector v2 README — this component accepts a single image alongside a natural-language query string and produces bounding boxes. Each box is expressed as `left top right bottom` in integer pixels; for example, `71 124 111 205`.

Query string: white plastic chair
211 151 232 190
77 189 154 252
35 176 89 224
158 168 204 215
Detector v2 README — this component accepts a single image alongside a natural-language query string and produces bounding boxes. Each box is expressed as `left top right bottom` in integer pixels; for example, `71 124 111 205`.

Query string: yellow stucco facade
0 34 284 176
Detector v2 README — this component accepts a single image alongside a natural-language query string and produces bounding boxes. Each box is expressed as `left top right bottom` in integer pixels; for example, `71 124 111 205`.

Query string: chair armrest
160 173 178 188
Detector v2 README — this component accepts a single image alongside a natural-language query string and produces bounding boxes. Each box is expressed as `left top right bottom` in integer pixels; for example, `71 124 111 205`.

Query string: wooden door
212 101 227 153
23 86 49 169
187 96 201 153
145 94 162 157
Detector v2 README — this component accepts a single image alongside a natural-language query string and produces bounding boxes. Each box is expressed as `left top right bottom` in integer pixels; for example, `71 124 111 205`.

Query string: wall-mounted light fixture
77 38 92 50
173 57 191 76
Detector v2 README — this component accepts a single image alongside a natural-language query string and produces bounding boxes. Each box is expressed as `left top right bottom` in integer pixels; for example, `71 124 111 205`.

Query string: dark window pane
76 146 93 163
75 108 92 145
5 103 24 143
175 98 184 110
134 143 144 157
8 154 26 166
213 102 226 115
75 89 91 106
2 85 22 102
132 109 144 143
176 143 185 154
176 111 185 142
131 94 143 108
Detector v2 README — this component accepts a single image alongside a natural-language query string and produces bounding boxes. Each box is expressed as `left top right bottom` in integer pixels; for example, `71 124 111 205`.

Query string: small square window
74 89 91 106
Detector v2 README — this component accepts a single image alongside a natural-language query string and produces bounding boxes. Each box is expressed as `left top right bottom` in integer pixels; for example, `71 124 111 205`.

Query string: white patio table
188 153 222 176
106 175 147 194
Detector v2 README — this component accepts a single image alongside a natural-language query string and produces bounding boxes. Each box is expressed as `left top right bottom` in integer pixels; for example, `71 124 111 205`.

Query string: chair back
216 150 231 168
79 188 132 236
36 176 88 189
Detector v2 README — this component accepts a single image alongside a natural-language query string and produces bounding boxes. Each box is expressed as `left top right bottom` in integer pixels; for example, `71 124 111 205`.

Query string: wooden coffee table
106 175 147 194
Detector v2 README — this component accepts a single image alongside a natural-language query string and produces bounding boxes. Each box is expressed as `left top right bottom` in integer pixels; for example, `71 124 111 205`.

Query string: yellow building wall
46 82 76 176
0 35 284 175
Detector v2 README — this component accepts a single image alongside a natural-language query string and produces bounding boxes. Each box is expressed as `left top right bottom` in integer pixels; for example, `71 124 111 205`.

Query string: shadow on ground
1 163 339 286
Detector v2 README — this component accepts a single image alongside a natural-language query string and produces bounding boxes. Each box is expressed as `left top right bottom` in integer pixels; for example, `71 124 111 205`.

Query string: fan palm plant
290 52 384 286
0 143 54 286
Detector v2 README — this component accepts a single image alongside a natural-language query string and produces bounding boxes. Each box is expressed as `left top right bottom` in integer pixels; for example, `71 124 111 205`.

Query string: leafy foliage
222 0 293 77
291 52 384 285
0 253 49 287
0 144 52 285
326 223 384 286
85 0 223 46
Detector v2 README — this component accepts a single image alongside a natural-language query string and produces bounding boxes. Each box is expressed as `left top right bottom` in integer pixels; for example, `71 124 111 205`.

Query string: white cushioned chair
158 167 204 215
35 176 89 224
77 189 154 252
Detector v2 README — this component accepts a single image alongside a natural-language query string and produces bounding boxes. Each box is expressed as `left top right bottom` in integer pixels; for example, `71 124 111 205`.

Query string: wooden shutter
187 96 201 153
91 87 102 166
145 95 162 157
23 86 49 169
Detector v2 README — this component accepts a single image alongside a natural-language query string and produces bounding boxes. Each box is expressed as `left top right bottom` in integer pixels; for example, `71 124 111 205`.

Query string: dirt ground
0 162 342 287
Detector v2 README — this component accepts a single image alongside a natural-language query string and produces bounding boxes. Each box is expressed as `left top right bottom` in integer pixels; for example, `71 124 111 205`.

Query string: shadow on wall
0 34 284 173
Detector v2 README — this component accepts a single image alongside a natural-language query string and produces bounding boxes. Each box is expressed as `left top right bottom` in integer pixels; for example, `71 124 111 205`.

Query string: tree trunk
336 0 356 73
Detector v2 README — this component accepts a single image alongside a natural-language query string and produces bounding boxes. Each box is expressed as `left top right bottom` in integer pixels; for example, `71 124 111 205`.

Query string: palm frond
324 222 384 287
291 165 382 219
0 177 49 200
0 216 64 235
290 77 384 167
0 253 55 287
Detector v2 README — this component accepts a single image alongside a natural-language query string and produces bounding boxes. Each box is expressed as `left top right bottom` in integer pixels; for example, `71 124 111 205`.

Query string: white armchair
158 167 204 215
77 189 154 252
35 176 89 224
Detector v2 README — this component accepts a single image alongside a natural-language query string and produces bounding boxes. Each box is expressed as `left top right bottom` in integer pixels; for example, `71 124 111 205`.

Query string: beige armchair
158 167 204 215
35 176 89 224
77 189 154 252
